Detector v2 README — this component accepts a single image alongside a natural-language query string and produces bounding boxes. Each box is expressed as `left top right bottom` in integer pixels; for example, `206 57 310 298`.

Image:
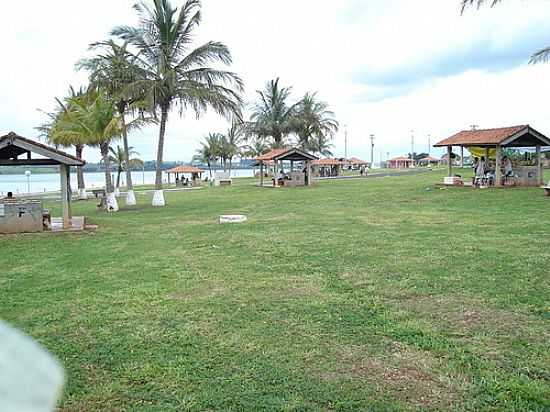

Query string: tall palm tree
37 87 91 200
309 134 335 157
249 78 298 148
220 119 245 172
109 145 143 190
53 89 123 211
461 0 550 62
194 133 221 179
244 137 269 159
293 92 339 153
77 40 148 206
112 0 243 207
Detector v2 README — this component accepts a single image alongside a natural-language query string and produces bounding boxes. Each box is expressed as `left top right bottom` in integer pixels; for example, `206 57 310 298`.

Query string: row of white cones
78 188 166 212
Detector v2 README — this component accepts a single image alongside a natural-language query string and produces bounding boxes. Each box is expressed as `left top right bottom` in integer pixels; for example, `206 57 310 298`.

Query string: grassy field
1 170 549 411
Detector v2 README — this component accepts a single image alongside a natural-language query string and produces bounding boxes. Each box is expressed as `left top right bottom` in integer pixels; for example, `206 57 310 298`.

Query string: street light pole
25 170 31 194
370 134 375 167
410 130 415 160
344 125 348 159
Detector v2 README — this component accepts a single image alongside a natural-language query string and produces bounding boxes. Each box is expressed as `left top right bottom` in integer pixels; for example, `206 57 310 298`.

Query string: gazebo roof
166 165 203 174
255 147 318 162
419 155 440 162
312 158 343 166
434 125 550 148
389 156 415 162
348 157 369 165
0 132 84 166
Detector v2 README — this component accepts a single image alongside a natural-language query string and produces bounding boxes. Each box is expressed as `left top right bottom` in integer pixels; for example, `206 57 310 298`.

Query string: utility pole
410 130 415 161
370 134 375 167
428 134 431 156
344 125 348 159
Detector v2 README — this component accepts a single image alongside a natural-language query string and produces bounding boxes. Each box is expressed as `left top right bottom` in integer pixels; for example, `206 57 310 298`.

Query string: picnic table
91 189 106 198
543 186 550 196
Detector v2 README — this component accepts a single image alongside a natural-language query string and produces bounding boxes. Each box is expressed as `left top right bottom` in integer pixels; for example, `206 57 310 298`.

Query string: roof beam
0 159 60 166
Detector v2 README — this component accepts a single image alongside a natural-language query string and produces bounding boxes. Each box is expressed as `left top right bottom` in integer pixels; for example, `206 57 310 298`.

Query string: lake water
0 168 254 195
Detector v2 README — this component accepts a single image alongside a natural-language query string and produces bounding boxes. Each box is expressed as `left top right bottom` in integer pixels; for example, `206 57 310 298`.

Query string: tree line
37 0 338 211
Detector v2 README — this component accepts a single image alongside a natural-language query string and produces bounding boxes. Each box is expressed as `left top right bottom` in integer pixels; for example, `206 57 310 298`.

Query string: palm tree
244 138 269 159
77 40 148 206
309 134 335 157
109 145 143 190
194 133 221 179
53 89 123 211
37 87 91 200
249 78 298 148
293 92 339 153
112 0 243 207
461 0 549 63
220 120 245 172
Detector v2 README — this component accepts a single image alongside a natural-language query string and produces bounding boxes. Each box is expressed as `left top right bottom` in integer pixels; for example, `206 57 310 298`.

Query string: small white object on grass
219 215 247 224
0 321 65 412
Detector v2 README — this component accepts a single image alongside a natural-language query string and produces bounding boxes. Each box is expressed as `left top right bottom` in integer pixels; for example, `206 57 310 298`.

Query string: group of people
473 155 514 185
1 192 15 201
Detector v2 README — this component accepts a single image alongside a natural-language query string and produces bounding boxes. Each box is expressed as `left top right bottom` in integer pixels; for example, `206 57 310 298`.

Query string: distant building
387 156 416 169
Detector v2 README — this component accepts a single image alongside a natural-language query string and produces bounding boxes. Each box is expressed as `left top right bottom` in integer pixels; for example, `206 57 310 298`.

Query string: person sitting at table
475 156 486 177
2 191 15 202
502 156 514 177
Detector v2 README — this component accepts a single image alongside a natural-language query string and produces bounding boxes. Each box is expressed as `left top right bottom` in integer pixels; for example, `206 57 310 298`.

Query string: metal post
447 146 453 177
344 125 348 160
370 134 374 167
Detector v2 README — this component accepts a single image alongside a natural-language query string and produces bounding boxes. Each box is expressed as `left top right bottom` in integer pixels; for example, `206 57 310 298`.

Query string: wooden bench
543 186 550 196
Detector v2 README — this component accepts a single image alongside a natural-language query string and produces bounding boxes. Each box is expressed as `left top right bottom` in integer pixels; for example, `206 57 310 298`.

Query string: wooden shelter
434 125 550 187
0 132 84 229
418 155 441 166
348 157 370 168
388 156 416 169
312 158 344 177
254 148 318 187
165 165 204 186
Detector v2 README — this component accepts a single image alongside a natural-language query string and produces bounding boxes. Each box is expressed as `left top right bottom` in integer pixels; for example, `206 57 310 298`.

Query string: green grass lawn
1 170 549 411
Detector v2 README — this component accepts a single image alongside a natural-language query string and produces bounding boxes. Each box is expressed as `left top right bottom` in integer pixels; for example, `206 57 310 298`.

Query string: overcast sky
2 0 550 163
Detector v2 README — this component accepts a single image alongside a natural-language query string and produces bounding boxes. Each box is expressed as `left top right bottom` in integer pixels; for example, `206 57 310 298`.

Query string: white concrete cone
152 190 165 207
78 188 88 200
106 192 119 212
126 190 137 206
114 188 121 197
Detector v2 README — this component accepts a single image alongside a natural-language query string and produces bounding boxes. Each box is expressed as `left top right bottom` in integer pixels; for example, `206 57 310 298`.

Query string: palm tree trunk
100 141 119 212
152 103 168 207
101 142 114 193
120 111 134 191
116 168 122 189
75 144 87 200
155 105 168 190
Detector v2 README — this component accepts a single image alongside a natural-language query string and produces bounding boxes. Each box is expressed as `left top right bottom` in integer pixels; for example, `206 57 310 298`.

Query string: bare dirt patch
319 342 466 409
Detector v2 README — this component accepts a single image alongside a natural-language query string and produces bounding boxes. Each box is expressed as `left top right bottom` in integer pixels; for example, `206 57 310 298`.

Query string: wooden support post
495 145 502 187
274 161 278 187
290 160 294 172
461 146 464 168
307 161 312 186
447 146 453 177
536 145 543 185
485 147 489 162
60 164 71 229
260 162 264 187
